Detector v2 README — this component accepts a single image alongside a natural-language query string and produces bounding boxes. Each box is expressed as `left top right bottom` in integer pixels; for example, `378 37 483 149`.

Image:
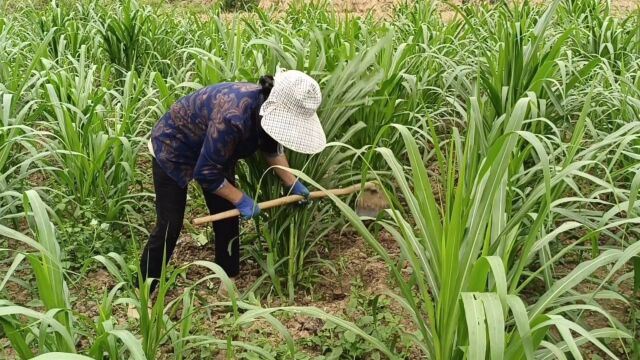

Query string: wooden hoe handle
193 182 374 225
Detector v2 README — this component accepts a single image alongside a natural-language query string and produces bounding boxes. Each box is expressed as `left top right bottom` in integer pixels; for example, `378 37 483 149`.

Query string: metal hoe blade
355 184 389 218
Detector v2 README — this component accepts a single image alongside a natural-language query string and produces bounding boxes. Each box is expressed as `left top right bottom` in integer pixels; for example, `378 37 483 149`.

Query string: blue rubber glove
234 193 260 220
291 180 310 203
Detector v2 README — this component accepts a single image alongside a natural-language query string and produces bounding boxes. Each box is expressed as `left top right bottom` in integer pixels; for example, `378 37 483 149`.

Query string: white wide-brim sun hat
260 70 326 154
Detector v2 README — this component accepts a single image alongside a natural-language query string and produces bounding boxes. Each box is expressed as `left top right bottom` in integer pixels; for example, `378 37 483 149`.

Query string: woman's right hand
234 193 261 220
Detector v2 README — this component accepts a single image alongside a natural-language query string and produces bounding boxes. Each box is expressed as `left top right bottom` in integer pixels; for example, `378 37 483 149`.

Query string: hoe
193 182 388 225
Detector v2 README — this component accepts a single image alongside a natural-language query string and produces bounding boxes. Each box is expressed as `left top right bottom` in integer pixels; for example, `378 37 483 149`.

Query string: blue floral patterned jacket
150 83 280 191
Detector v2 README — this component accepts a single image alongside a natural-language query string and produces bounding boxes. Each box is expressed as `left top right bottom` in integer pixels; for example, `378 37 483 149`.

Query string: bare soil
3 205 637 358
36 229 410 358
260 0 640 15
147 0 638 19
259 0 639 16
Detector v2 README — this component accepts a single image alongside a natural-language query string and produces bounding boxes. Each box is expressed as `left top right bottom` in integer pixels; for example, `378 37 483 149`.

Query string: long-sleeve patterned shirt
150 83 281 191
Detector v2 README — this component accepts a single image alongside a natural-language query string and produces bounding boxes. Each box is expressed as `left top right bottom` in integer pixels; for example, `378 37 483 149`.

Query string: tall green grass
320 97 640 357
0 191 145 358
1 0 640 357
0 191 391 359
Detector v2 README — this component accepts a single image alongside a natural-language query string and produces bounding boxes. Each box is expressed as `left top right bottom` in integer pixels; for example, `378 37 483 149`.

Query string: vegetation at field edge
1 0 639 358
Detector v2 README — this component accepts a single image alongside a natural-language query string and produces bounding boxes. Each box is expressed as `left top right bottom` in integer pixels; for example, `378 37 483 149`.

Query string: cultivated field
1 0 639 359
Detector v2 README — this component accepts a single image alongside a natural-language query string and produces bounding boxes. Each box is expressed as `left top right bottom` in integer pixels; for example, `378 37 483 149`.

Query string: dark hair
259 75 274 98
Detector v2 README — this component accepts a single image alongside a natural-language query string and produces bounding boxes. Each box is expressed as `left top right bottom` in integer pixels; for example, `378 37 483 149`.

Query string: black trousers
139 159 240 288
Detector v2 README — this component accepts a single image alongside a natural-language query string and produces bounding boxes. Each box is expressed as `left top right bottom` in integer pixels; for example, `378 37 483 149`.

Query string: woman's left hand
290 180 310 202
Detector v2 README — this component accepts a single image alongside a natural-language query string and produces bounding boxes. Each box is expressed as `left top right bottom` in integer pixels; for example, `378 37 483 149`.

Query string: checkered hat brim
260 70 326 154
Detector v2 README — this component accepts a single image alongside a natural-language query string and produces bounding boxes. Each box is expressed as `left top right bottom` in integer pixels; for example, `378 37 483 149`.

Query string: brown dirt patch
54 228 402 351
260 0 399 17
262 0 638 17
611 0 639 14
521 236 637 359
145 0 638 20
1 239 36 307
